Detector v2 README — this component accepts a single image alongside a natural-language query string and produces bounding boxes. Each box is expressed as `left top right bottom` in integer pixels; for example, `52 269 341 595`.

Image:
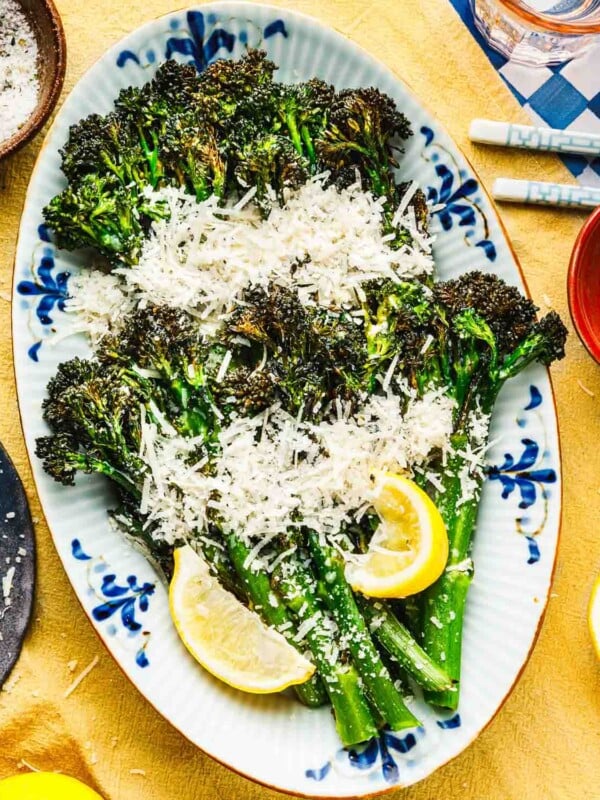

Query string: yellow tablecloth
1 1 600 797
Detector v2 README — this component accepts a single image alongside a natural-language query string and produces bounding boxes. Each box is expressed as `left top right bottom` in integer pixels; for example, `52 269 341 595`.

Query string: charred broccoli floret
45 51 421 265
162 118 226 201
433 271 538 355
36 358 146 494
209 361 277 417
223 284 367 417
233 133 309 214
269 79 335 167
317 88 411 196
60 113 130 184
98 305 217 441
197 48 277 129
45 164 173 264
43 174 169 264
364 271 567 412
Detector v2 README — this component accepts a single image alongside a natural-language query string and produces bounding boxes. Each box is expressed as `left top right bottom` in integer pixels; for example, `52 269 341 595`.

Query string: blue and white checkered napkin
450 0 600 186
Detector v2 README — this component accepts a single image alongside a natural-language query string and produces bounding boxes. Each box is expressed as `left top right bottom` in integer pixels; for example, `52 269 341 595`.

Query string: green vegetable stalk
272 544 378 746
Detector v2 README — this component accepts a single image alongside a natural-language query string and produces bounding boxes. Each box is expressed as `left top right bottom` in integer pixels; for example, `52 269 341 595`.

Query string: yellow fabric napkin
1 1 600 798
0 700 100 790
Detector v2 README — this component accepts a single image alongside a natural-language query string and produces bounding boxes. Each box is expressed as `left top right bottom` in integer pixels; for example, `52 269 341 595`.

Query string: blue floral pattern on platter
436 713 462 729
487 385 556 564
16 245 70 362
116 10 287 72
71 538 154 667
307 714 462 784
307 729 422 785
421 126 496 262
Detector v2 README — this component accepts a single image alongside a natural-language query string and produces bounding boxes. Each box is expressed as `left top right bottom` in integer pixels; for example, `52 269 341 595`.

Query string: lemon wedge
169 545 315 693
346 472 448 598
588 574 600 660
0 773 103 800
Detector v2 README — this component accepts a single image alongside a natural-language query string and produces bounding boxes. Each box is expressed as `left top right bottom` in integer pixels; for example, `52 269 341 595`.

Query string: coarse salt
0 0 39 143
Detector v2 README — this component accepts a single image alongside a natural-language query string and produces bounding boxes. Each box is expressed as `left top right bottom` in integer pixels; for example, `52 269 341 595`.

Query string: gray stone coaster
0 445 35 687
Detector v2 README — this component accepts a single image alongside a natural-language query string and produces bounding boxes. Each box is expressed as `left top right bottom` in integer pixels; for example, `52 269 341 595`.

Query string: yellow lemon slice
0 773 103 800
588 574 600 660
169 545 315 693
346 472 448 598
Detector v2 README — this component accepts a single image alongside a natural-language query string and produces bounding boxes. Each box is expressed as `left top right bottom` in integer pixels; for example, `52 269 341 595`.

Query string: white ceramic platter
12 4 561 796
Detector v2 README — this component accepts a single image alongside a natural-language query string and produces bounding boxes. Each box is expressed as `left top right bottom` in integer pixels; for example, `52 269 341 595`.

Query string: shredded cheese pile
137 386 455 564
66 271 136 343
67 175 434 339
63 172 491 557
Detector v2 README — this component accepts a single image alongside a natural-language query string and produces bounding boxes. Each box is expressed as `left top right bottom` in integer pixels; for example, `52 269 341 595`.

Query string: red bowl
568 206 600 364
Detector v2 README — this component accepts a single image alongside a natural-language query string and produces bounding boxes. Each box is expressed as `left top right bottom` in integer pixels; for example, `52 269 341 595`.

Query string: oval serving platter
12 4 561 796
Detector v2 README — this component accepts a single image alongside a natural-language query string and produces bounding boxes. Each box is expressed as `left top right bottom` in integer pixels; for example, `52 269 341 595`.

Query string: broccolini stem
337 516 451 693
357 598 454 694
90 459 142 499
419 454 482 709
272 545 378 746
224 533 328 708
285 112 304 160
300 125 317 166
138 128 162 187
168 378 213 439
196 536 248 605
307 531 420 731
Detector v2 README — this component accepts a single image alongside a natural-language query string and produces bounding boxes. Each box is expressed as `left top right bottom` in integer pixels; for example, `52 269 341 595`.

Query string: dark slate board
0 444 35 687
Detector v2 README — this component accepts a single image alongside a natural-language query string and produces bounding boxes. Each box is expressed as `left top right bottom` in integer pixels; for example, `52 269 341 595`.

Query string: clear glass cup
469 0 600 66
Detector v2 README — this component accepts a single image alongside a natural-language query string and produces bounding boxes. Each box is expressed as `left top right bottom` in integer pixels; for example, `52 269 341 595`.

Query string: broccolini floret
45 51 418 265
223 284 367 418
98 305 218 441
36 358 147 494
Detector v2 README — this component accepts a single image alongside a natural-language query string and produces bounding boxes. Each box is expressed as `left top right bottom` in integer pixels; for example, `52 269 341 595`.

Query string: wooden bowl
0 0 66 161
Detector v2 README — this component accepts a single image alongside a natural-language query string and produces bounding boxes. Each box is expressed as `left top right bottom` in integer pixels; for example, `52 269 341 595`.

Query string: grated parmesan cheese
63 655 99 698
2 565 15 601
65 271 136 344
60 165 498 582
138 388 455 555
467 406 491 447
215 349 232 383
68 176 434 337
293 612 323 644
